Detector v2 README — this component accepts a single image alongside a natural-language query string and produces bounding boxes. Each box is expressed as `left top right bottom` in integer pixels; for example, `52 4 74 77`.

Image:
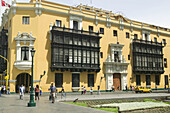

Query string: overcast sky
15 0 170 28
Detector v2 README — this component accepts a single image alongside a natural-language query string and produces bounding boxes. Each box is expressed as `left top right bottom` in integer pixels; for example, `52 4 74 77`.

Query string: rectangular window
69 49 72 63
100 28 104 34
154 37 157 43
78 50 81 63
165 75 168 85
134 34 138 39
95 52 98 64
136 75 141 85
163 39 166 45
73 21 78 30
87 51 90 63
72 74 80 87
91 51 95 64
113 30 117 36
55 73 63 87
146 75 151 85
74 49 78 63
155 75 160 85
89 26 93 32
22 16 29 24
100 52 103 58
88 74 94 87
126 32 130 38
164 58 167 68
56 20 61 27
83 50 86 63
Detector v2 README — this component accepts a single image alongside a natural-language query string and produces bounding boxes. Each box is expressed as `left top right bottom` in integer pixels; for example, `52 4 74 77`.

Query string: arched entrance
16 73 31 93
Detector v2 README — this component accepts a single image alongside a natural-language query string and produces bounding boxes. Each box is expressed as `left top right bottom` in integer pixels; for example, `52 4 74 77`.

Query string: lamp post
28 48 36 107
0 55 9 91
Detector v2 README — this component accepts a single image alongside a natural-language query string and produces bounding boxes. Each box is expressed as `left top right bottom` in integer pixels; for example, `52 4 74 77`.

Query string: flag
1 0 5 6
1 0 10 7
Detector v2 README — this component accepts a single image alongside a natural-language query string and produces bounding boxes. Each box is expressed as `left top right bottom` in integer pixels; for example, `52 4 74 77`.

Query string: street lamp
28 48 36 107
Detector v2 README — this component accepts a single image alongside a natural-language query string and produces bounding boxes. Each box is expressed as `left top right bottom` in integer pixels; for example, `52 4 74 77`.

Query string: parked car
135 86 152 93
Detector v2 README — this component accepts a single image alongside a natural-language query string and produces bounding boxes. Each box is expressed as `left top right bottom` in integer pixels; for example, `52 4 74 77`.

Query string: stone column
106 74 113 90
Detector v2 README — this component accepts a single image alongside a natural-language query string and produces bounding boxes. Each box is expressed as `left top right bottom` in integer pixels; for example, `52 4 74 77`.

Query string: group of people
0 85 10 96
19 84 42 100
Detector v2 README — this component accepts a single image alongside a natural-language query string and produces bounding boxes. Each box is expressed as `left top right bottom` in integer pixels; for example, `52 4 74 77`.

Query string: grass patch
65 102 88 107
95 108 118 113
65 102 118 113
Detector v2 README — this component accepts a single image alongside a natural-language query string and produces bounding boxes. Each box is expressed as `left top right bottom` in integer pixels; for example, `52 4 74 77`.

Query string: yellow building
0 0 170 93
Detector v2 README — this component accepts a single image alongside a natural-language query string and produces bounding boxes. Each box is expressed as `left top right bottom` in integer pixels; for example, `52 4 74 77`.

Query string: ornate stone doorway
113 73 121 91
16 73 31 93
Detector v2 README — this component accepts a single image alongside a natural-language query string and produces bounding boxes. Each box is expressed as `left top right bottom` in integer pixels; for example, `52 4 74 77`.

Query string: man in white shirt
19 84 25 100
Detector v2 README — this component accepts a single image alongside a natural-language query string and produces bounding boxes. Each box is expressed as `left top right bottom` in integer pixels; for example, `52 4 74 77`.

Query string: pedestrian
35 85 40 100
55 88 58 98
49 83 56 103
19 84 25 100
97 85 100 95
0 86 1 97
155 84 157 90
111 85 115 92
84 87 86 94
125 85 128 91
61 86 65 97
117 85 119 91
130 85 132 91
90 87 93 95
40 86 42 96
165 85 167 89
81 85 84 95
132 86 135 93
7 87 10 95
3 86 6 94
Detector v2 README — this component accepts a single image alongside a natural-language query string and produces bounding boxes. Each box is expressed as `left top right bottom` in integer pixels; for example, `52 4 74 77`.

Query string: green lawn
65 102 118 113
144 98 170 105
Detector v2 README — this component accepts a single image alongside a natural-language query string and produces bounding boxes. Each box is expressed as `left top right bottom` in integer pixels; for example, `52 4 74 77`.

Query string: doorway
113 73 121 91
16 73 31 93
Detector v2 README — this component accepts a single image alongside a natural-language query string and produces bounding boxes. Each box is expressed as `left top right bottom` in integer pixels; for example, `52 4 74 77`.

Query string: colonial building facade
0 0 170 93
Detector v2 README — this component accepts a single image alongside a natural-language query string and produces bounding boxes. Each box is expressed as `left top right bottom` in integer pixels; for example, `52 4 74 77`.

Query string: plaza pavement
0 92 170 113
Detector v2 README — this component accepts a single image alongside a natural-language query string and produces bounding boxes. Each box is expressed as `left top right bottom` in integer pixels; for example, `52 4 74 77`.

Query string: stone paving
0 95 110 113
92 102 170 112
0 92 170 113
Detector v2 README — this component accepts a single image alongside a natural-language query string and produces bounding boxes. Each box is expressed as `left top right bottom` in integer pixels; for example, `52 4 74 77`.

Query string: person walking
97 85 100 95
90 87 93 95
35 85 40 100
19 84 25 100
81 85 84 95
0 86 1 97
7 87 10 95
84 87 86 94
61 86 64 97
39 87 42 96
49 83 56 103
3 86 6 94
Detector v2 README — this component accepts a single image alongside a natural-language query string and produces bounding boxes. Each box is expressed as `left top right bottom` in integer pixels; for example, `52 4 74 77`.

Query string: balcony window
89 26 93 32
100 28 104 34
22 17 29 24
114 51 120 62
154 37 157 43
113 30 117 36
163 39 166 46
126 32 130 38
73 21 78 30
21 47 29 61
56 20 61 27
134 34 138 39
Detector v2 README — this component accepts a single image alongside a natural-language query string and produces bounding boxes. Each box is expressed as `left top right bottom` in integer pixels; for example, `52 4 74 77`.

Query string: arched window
21 47 29 61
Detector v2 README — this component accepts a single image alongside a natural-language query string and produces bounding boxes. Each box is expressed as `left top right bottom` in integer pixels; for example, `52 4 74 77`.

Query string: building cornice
4 3 170 37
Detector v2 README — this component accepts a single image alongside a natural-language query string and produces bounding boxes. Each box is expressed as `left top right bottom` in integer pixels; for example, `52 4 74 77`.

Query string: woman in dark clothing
35 85 40 100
